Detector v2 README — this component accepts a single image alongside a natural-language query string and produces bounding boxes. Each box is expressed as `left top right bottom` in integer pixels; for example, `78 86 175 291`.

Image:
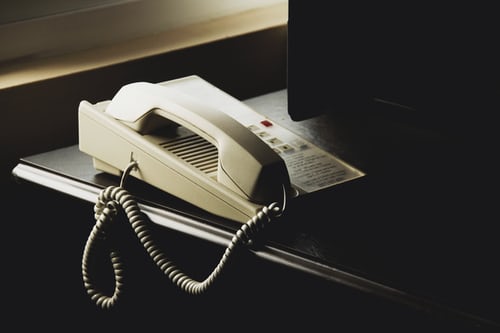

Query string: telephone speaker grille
159 134 218 177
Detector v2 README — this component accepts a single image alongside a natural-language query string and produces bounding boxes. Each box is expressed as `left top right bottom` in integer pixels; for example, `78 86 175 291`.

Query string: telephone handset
79 81 292 223
78 80 292 309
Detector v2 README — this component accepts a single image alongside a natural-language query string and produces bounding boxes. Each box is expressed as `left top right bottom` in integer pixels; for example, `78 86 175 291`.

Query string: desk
12 90 499 330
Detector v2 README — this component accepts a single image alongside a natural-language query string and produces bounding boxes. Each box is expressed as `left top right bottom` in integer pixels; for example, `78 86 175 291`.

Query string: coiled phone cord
81 161 284 309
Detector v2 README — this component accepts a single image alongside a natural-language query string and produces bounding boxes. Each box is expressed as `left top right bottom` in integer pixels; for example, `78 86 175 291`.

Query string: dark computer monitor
287 2 497 133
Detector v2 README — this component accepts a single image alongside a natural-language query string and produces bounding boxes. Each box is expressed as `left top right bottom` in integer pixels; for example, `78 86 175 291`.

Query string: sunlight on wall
0 0 287 63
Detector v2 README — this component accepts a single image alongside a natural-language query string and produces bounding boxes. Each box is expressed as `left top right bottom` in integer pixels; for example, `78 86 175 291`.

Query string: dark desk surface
13 89 499 329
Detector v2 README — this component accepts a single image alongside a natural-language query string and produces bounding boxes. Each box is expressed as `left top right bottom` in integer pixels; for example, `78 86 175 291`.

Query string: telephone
79 80 292 223
78 75 364 309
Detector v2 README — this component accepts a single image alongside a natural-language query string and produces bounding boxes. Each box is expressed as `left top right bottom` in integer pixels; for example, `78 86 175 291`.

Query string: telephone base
93 157 122 176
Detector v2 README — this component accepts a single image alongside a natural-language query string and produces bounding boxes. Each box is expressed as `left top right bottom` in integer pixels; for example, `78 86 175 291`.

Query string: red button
260 120 273 127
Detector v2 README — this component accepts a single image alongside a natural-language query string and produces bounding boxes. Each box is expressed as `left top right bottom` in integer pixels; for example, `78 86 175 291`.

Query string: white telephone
78 77 296 309
78 76 364 309
79 81 292 223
